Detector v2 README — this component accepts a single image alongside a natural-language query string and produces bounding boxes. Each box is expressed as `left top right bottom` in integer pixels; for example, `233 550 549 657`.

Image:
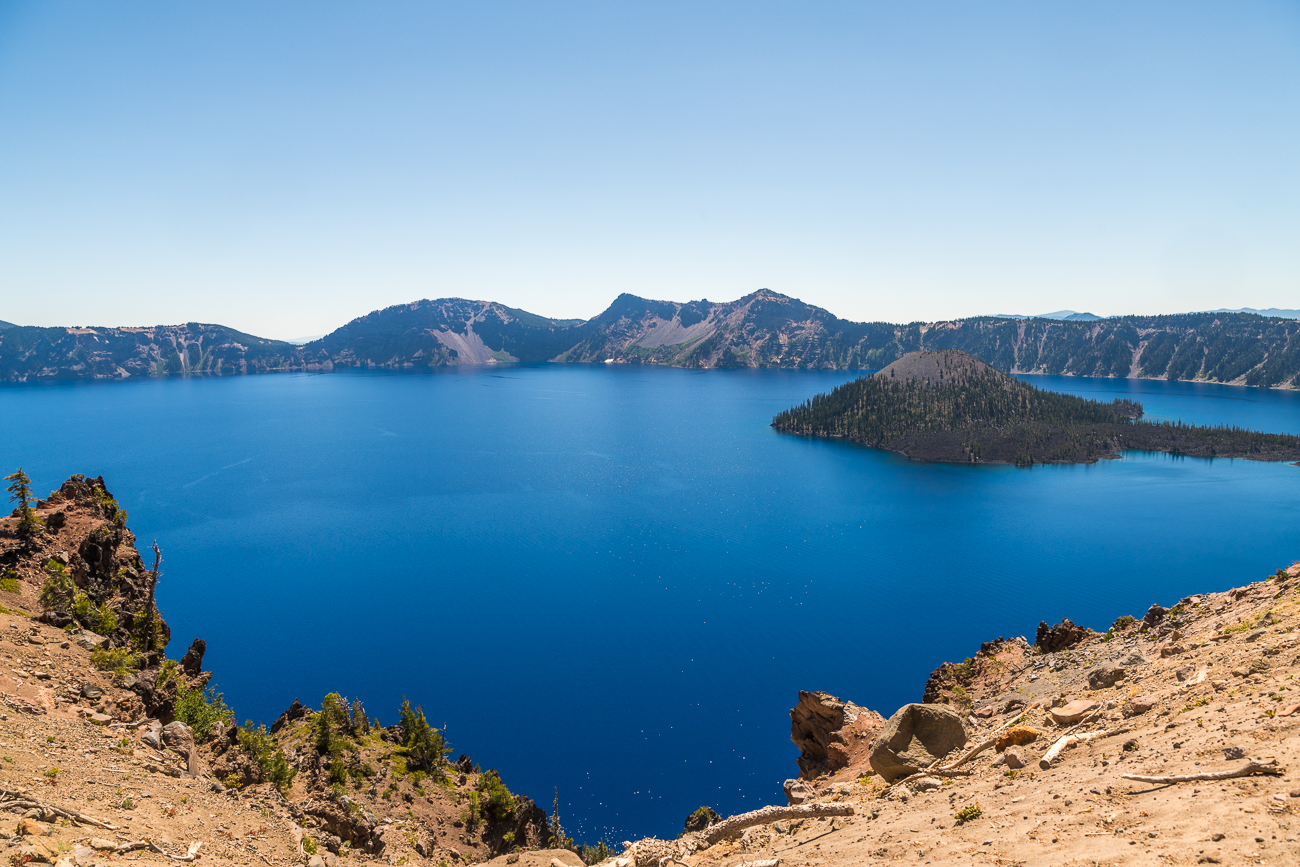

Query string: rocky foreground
3 473 1298 866
621 567 1299 867
0 475 555 866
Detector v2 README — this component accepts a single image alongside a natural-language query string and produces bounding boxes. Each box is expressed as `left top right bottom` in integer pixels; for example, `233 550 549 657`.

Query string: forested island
771 350 1300 465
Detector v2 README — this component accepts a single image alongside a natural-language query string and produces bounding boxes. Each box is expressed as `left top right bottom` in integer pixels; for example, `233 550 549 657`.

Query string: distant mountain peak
992 310 1103 321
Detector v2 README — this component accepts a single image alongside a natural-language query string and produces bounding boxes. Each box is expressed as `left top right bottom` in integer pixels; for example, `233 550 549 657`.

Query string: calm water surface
1 366 1297 840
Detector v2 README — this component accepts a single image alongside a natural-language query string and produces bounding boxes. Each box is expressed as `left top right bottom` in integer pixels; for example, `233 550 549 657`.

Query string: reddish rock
790 691 885 780
1049 700 1098 725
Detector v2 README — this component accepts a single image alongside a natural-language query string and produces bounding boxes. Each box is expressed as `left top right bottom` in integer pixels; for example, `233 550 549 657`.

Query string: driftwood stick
701 804 854 845
734 861 779 867
114 840 203 862
1121 760 1285 785
1038 727 1130 770
0 789 118 830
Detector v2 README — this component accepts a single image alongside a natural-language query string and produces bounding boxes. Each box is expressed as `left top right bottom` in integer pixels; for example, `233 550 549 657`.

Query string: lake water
1 366 1297 841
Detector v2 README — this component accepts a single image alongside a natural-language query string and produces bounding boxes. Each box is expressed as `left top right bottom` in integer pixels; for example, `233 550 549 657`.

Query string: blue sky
1 2 1297 339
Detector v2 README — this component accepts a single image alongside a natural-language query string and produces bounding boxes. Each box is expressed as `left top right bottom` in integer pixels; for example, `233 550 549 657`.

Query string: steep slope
299 299 585 368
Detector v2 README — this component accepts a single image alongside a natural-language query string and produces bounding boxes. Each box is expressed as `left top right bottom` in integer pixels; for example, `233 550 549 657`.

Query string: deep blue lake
1 366 1297 841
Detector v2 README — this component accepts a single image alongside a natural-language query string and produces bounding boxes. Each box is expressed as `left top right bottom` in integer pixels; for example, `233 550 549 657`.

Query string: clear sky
1 2 1297 339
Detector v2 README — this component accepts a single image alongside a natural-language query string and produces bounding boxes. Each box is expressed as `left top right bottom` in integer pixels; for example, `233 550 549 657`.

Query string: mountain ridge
3 290 1300 388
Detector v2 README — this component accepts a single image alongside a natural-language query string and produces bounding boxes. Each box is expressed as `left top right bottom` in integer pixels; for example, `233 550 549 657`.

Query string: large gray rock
1087 665 1125 690
782 778 815 805
868 703 967 783
162 721 194 750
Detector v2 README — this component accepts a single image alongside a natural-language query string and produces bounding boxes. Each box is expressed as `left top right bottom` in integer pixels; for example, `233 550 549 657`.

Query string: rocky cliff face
8 292 1299 386
0 323 302 381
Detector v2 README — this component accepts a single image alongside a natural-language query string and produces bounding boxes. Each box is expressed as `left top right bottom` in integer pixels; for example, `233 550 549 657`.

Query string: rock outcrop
789 691 885 781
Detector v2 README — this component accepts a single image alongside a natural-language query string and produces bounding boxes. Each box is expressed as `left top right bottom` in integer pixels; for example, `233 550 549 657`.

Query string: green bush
398 697 451 771
39 562 74 612
580 841 614 864
174 682 233 738
477 769 515 821
90 646 140 676
237 722 298 792
0 569 19 595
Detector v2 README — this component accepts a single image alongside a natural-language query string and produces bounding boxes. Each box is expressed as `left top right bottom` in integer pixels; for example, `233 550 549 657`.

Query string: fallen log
1121 760 1285 785
1038 727 1129 770
701 804 854 845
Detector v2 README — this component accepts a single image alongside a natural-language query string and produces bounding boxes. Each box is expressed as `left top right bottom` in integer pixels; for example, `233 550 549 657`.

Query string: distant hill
3 292 1300 387
992 310 1103 321
772 350 1300 464
0 323 300 381
0 320 15 329
1209 307 1300 321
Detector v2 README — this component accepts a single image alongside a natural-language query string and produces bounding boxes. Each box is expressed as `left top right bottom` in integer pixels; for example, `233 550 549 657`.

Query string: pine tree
5 468 41 536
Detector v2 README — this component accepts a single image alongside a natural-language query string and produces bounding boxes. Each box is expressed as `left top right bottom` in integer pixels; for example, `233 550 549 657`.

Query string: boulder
141 720 163 749
1119 651 1149 667
782 779 815 806
1158 643 1186 658
1087 665 1125 690
162 721 194 750
17 818 47 836
868 703 966 783
1121 696 1156 718
1175 665 1194 682
1143 604 1168 627
1048 699 1098 725
1003 748 1026 770
994 725 1040 752
80 684 103 701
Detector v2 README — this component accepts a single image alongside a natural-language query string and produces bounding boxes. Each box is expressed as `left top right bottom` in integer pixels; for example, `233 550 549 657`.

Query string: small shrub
237 722 298 793
477 769 515 821
462 791 481 832
1111 615 1136 631
0 569 19 594
173 682 233 737
303 837 318 856
580 841 613 864
44 767 58 779
121 796 134 809
954 803 982 825
39 562 74 613
91 646 140 677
